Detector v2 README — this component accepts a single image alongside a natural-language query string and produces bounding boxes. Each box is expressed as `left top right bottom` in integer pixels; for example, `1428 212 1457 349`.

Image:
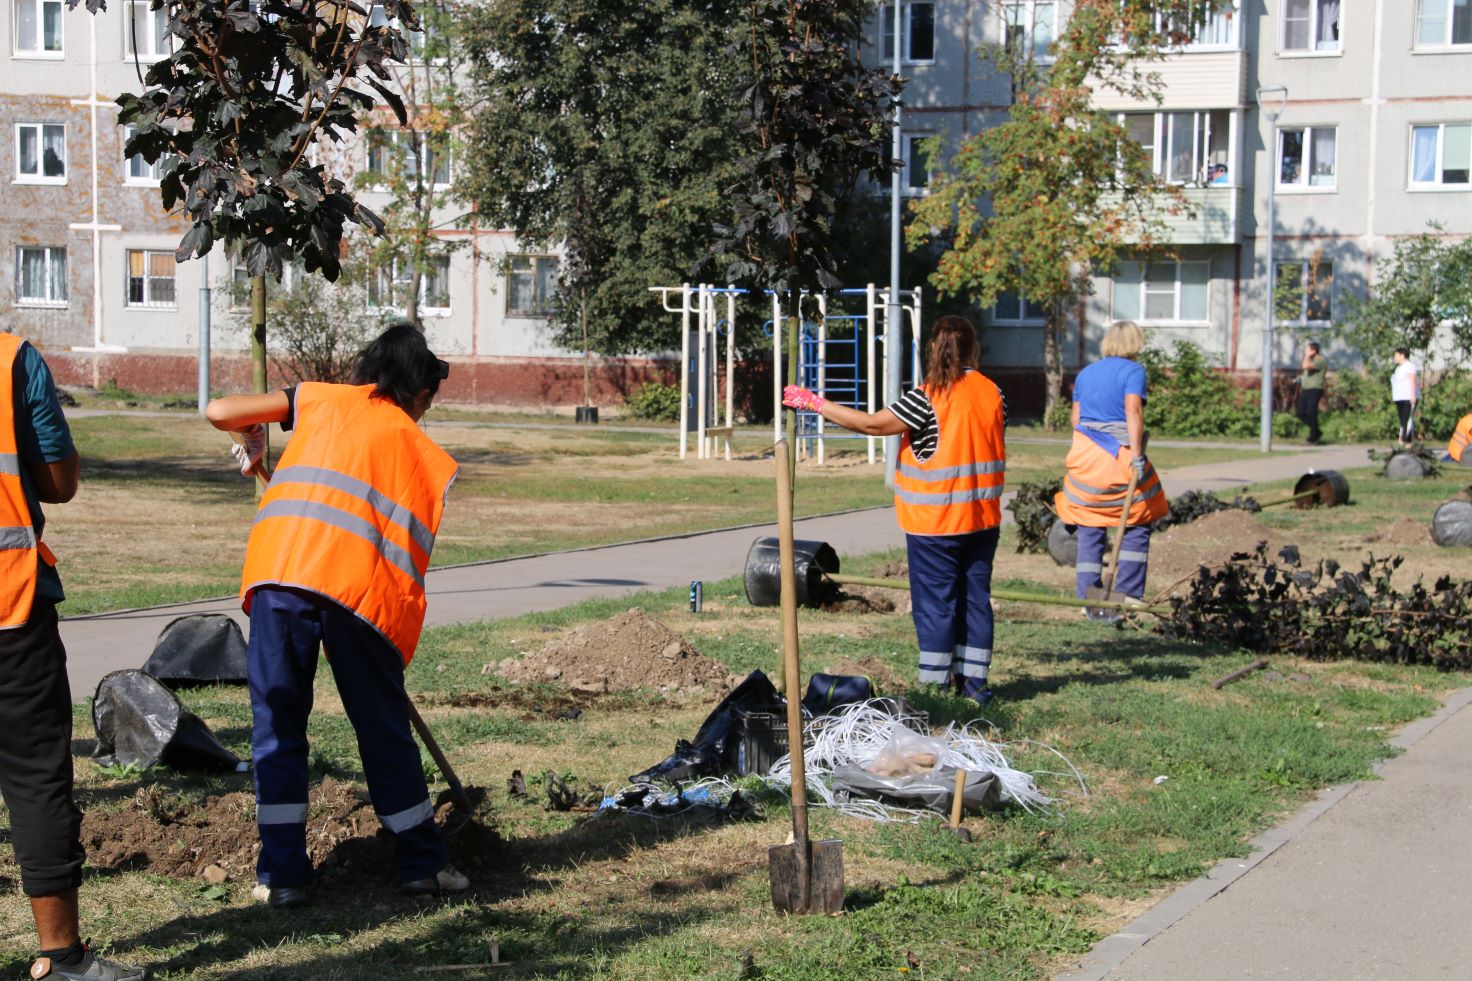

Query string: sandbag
1385 453 1429 480
1046 519 1080 567
93 670 247 772
142 614 248 685
1432 500 1472 548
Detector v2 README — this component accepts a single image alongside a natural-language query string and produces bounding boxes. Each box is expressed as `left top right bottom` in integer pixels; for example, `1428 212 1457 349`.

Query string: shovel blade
1082 586 1124 623
768 839 845 914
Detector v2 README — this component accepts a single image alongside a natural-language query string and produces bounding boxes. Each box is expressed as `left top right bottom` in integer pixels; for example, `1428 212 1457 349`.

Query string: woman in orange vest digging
206 324 467 907
1055 321 1168 603
782 315 1007 705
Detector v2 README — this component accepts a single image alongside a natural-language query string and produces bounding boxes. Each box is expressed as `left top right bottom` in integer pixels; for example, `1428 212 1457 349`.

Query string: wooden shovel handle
950 769 967 829
1102 462 1143 603
774 440 810 908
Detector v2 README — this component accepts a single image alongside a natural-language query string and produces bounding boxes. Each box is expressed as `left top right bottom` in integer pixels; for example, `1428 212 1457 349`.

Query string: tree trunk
406 268 422 327
1042 308 1063 429
250 274 269 499
581 291 592 407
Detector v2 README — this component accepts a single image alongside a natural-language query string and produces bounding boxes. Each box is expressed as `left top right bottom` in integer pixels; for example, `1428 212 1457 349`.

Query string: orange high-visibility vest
1054 431 1168 528
240 382 458 663
0 332 53 629
894 371 1007 536
1447 414 1472 463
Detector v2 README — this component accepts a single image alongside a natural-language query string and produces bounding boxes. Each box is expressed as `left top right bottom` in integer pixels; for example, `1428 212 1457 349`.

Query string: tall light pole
1257 84 1288 454
885 0 904 486
198 252 211 415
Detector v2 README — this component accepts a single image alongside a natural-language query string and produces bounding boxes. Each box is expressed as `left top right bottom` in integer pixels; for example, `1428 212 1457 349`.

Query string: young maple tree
908 0 1214 421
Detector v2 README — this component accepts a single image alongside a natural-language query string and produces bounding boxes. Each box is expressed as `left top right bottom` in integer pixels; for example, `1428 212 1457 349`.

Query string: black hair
1394 347 1410 358
1306 341 1320 353
351 323 449 410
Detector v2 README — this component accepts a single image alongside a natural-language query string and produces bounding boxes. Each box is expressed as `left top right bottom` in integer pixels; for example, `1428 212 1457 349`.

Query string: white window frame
1275 125 1338 192
1120 110 1233 186
124 249 177 309
122 124 163 185
1408 123 1472 189
366 255 451 316
991 291 1047 325
1415 0 1472 48
13 0 63 57
1160 0 1240 51
1112 259 1212 325
1280 0 1341 54
901 133 932 196
1273 259 1334 326
15 245 67 307
364 128 450 189
879 2 936 65
123 0 171 60
1002 0 1058 65
14 122 66 184
505 254 558 319
227 258 301 311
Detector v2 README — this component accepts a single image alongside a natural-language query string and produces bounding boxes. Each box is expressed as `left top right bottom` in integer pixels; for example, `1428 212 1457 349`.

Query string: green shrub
1138 341 1258 438
1273 412 1306 440
626 381 682 422
1044 395 1073 432
1420 372 1472 442
1318 370 1397 444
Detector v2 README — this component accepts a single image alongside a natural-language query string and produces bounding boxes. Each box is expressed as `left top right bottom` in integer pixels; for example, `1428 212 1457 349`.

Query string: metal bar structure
865 283 877 464
696 283 709 459
724 288 736 461
771 291 783 445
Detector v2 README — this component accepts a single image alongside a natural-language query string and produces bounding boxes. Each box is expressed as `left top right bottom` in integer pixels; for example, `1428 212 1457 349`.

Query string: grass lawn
50 411 1266 614
4 463 1467 979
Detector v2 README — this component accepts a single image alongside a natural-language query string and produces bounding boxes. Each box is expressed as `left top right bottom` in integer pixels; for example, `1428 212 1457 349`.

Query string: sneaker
30 944 148 980
402 864 470 895
959 677 994 706
251 883 310 908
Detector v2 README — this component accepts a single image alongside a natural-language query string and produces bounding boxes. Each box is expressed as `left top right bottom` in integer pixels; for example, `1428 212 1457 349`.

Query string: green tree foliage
1336 227 1472 369
908 0 1215 421
109 0 420 280
459 0 743 362
1138 340 1257 438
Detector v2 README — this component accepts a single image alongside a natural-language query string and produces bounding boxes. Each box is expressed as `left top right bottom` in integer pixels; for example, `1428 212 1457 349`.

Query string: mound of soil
80 779 500 885
1367 516 1431 548
822 584 904 614
1152 509 1283 588
494 609 739 695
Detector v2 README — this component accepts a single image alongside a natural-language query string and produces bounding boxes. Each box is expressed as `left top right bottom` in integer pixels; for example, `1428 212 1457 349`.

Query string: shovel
1084 462 1142 623
767 439 844 915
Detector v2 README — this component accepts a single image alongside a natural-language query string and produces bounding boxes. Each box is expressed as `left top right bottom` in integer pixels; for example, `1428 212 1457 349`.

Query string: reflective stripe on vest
240 382 458 663
0 333 41 629
1054 429 1169 529
893 371 1007 536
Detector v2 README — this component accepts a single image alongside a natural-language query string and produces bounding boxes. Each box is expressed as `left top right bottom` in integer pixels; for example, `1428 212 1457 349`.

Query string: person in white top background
1391 348 1420 446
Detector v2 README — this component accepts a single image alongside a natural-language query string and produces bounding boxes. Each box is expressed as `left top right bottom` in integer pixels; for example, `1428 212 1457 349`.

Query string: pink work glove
782 385 826 412
230 423 267 476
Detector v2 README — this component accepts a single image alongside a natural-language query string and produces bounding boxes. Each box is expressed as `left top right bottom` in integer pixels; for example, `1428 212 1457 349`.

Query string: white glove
231 424 267 476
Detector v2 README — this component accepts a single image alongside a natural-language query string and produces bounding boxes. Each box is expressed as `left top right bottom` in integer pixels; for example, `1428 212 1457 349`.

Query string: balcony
1158 186 1239 245
1091 50 1248 113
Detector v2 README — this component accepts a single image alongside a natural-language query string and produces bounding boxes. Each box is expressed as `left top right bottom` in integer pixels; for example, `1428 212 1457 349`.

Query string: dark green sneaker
30 944 148 980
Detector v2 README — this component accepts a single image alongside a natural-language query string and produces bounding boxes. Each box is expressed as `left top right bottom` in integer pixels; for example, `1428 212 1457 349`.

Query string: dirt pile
1366 516 1431 549
822 584 904 614
494 609 739 695
80 779 500 885
1152 509 1284 588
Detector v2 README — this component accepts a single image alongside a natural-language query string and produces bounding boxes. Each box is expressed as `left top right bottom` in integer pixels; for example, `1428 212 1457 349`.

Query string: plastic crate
733 703 930 777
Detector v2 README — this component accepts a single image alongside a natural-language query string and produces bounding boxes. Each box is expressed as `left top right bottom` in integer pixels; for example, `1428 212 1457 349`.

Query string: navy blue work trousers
906 528 1000 686
1074 524 1152 599
247 586 446 887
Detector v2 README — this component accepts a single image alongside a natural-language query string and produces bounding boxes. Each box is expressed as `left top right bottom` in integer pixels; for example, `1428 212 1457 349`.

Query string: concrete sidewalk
57 443 1369 698
1059 686 1472 981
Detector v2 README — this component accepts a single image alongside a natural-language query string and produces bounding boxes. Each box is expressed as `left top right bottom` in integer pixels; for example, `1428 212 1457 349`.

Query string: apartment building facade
885 0 1471 395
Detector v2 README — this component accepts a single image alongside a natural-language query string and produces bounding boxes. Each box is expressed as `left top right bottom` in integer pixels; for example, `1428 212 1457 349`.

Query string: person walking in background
0 332 147 980
206 324 468 908
780 316 1006 705
1391 348 1419 446
1296 341 1326 444
1055 321 1169 604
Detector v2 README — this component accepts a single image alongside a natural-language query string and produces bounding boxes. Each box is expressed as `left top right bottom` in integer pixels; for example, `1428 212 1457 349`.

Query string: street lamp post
885 0 903 487
1257 84 1288 454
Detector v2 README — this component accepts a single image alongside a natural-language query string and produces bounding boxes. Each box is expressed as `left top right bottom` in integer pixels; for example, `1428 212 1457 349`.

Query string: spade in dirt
767 439 844 915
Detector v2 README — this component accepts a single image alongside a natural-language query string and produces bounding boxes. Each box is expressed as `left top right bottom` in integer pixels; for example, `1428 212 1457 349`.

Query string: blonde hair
1101 320 1145 360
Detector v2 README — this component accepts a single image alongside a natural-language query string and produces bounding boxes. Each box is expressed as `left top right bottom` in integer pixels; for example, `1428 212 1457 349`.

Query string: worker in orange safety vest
1055 321 1169 602
206 324 466 909
781 316 1006 705
1444 413 1472 465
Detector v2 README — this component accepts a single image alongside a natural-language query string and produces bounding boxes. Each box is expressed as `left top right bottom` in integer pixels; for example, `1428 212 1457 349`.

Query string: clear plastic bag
865 724 948 778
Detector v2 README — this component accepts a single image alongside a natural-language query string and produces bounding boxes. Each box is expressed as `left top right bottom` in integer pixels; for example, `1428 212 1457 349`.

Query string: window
1417 0 1472 46
125 250 176 308
124 0 170 58
365 129 450 187
1003 1 1056 63
1121 110 1231 185
15 123 65 182
14 0 62 54
1112 260 1210 323
1277 127 1337 189
367 255 451 313
1160 0 1238 49
1274 260 1333 325
122 124 163 183
992 291 1046 324
15 246 66 306
879 3 935 63
1410 123 1472 187
902 135 932 194
505 255 557 317
1282 0 1339 52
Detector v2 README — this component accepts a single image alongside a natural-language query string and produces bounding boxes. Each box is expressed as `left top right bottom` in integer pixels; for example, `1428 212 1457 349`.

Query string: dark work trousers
906 528 1000 687
1075 525 1152 600
248 587 446 888
0 599 84 896
1396 400 1415 443
1296 388 1322 443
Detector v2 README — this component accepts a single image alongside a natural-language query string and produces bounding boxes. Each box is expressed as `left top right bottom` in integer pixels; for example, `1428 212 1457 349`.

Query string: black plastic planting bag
1432 500 1472 548
141 614 249 686
743 537 839 607
1046 519 1079 567
93 670 246 771
830 765 1002 815
1385 452 1429 481
631 670 784 783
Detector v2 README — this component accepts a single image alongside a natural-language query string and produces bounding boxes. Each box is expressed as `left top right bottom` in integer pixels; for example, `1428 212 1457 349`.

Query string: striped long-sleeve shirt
886 371 1007 463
